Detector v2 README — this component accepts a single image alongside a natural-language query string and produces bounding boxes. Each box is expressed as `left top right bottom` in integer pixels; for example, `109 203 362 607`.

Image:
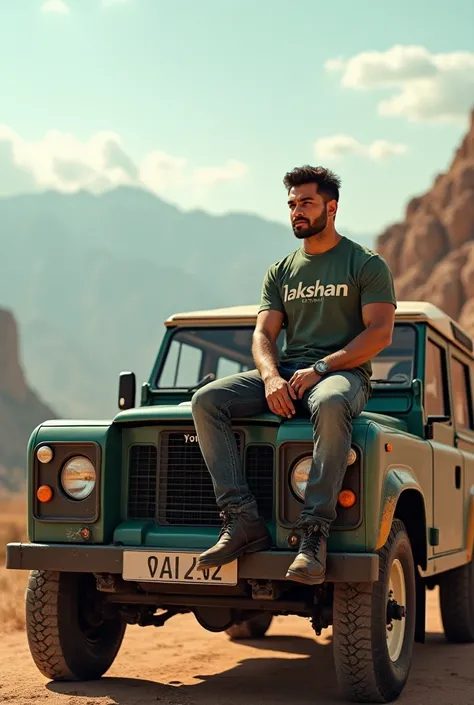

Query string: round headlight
37 446 53 464
290 455 312 501
61 456 96 500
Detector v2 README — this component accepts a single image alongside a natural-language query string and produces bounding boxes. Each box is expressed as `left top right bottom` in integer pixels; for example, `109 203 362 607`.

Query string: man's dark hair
283 165 341 202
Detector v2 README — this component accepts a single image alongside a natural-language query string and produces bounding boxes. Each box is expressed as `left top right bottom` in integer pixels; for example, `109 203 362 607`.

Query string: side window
159 340 202 387
450 356 473 430
216 358 250 378
425 340 447 417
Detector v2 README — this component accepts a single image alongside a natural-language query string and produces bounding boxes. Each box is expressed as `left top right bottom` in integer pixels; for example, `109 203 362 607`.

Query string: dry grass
0 495 28 632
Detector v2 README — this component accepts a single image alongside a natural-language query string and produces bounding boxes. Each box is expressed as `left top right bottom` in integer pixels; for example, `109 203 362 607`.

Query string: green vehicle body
7 299 474 700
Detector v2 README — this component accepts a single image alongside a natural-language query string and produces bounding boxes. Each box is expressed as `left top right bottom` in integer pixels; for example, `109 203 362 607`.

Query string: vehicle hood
113 403 406 431
113 402 281 425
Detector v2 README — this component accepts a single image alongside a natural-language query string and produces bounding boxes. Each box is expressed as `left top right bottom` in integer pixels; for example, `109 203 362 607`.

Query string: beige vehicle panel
446 339 474 556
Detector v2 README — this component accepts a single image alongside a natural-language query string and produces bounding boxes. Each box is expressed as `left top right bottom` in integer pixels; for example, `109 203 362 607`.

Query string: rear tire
26 570 126 681
226 612 273 639
439 553 474 643
332 519 416 703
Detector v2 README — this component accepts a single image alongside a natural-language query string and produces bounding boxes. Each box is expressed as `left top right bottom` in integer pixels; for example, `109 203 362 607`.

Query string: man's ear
327 199 338 219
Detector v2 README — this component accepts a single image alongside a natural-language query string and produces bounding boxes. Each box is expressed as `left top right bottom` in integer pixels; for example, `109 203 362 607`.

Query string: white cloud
325 45 474 123
315 135 363 161
314 134 407 162
194 159 248 187
41 0 70 14
0 125 247 200
367 140 408 161
140 151 187 193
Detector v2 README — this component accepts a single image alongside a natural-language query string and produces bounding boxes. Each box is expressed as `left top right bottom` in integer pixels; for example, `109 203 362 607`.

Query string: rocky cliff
0 308 54 493
376 108 474 334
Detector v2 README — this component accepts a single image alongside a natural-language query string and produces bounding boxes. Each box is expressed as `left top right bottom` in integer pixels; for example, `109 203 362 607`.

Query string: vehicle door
448 347 474 552
425 331 464 555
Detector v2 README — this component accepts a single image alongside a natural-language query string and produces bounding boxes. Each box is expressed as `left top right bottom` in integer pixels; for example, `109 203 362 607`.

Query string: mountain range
2 108 474 489
0 188 371 419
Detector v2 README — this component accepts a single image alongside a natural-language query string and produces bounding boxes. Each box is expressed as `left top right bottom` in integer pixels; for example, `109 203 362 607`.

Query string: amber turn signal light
37 485 53 503
338 489 356 508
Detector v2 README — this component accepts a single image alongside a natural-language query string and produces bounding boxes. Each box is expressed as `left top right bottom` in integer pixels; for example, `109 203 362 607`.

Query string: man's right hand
264 374 297 418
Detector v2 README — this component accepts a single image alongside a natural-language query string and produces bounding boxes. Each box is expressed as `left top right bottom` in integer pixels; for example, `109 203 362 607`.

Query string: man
191 165 396 585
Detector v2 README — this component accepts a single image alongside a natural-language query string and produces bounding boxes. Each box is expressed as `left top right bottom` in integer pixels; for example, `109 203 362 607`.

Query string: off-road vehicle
7 300 474 703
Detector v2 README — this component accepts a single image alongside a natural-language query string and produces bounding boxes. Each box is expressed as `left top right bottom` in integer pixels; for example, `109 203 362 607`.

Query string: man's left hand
288 367 321 399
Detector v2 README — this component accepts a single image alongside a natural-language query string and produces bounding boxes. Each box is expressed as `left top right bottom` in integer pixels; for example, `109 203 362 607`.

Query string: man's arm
288 303 395 398
252 311 297 417
323 253 397 371
322 302 395 372
252 310 283 382
289 253 397 398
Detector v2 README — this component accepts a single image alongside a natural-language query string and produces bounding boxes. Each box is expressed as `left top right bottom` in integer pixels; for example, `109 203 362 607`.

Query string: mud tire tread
333 519 415 703
26 570 73 680
26 570 125 681
439 556 474 643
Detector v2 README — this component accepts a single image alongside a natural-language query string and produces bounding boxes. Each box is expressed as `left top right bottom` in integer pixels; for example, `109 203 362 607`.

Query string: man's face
287 183 335 239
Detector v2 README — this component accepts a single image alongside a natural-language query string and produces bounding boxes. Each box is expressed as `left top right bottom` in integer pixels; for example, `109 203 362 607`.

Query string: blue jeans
191 363 370 529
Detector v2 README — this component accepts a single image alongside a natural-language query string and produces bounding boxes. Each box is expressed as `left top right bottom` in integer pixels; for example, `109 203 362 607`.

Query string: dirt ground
1 588 474 705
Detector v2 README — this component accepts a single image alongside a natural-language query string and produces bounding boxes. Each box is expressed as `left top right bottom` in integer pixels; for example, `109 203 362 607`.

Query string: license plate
122 550 238 585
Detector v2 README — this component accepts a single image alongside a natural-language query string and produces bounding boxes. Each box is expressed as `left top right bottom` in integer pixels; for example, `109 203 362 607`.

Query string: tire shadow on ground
47 634 339 705
46 631 474 705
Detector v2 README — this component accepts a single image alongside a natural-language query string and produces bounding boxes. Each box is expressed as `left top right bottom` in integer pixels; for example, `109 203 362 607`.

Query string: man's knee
191 382 226 417
309 390 349 421
192 371 265 421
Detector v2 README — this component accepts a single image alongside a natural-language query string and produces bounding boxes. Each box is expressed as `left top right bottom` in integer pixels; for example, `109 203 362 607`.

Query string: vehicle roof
165 301 473 353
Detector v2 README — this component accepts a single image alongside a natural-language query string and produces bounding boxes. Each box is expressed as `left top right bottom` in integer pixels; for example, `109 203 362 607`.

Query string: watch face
316 361 328 374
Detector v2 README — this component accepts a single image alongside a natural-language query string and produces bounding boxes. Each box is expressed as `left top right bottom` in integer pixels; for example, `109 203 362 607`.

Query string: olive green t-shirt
258 236 397 380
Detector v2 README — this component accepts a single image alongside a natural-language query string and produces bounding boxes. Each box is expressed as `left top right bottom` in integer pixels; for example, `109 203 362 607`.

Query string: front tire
226 612 273 639
439 552 474 642
26 570 126 681
332 519 416 703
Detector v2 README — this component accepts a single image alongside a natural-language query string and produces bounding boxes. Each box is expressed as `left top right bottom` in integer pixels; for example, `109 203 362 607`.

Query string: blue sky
1 0 473 240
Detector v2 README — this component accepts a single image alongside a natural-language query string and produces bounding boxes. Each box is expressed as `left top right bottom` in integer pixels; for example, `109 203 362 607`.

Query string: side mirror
118 371 136 410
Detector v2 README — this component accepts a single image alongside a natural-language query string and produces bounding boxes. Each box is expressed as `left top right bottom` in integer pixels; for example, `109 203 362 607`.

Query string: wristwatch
313 359 329 375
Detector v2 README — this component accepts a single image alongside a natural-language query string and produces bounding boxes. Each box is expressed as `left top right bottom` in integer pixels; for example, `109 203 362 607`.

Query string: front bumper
6 542 379 583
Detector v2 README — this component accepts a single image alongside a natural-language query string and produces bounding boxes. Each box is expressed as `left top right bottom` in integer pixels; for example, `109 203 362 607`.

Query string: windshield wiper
371 378 409 384
188 373 216 392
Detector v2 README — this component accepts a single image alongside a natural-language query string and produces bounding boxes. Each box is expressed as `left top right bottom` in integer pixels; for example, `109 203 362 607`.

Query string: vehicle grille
127 434 274 525
127 444 158 519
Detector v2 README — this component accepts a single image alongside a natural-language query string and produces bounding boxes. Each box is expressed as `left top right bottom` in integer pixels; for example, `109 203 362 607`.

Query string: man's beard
292 207 328 240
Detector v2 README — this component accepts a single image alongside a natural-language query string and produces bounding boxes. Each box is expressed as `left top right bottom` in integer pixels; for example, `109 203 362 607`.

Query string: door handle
455 465 461 490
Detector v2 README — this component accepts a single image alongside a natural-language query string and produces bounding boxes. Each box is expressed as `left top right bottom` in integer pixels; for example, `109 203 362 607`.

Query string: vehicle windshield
369 324 416 385
155 323 416 389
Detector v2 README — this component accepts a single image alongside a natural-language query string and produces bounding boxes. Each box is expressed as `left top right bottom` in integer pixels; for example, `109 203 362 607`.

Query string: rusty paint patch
376 494 397 550
65 528 84 541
